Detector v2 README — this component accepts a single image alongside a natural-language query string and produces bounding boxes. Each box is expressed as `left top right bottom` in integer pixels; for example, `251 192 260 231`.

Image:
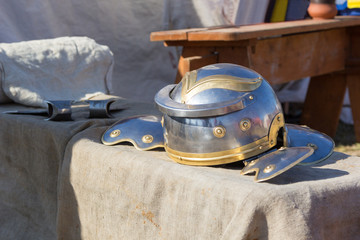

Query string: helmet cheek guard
102 63 334 182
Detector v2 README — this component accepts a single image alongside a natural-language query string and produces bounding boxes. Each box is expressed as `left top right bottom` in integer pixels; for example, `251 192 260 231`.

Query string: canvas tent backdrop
0 0 353 123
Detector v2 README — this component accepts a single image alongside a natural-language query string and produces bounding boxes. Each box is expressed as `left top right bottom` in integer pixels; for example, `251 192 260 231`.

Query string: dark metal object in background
46 100 73 121
4 99 119 121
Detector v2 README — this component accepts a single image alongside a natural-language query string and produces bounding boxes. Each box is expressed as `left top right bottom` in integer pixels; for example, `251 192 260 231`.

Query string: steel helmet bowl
155 63 285 166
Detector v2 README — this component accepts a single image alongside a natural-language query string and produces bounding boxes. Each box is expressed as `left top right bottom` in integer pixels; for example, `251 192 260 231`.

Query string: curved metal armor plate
241 147 314 182
102 115 164 150
286 124 334 165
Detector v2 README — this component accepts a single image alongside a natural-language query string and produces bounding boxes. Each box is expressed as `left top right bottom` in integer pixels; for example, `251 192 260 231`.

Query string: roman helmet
102 63 334 182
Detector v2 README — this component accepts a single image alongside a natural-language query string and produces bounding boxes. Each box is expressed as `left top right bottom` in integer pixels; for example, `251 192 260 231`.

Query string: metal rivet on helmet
263 164 276 173
110 129 121 138
240 119 251 131
307 143 318 150
142 135 154 144
213 126 226 138
248 159 257 166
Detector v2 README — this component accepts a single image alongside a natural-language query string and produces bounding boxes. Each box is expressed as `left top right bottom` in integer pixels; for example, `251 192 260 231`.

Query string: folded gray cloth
0 36 114 107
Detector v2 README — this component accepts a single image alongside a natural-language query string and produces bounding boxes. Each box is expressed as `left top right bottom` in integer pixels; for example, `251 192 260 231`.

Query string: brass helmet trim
181 71 262 103
164 136 271 166
164 113 285 166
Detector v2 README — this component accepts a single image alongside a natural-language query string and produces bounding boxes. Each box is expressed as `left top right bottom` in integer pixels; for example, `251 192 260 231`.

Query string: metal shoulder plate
241 123 335 182
241 146 314 182
286 124 335 165
102 115 164 150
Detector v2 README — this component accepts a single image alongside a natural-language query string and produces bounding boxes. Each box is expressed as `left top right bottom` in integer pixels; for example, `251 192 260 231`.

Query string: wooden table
150 16 360 141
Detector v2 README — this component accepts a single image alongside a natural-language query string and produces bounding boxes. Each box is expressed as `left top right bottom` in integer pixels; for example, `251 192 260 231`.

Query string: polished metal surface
101 63 336 182
155 63 284 166
102 115 164 150
286 124 334 165
155 63 264 118
241 147 314 182
155 84 255 117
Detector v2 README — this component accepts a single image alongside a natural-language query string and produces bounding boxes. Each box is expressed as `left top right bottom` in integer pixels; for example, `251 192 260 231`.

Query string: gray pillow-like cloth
0 36 114 107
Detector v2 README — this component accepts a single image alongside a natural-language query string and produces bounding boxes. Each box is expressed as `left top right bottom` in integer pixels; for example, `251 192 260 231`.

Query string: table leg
346 27 360 142
347 74 360 142
176 47 217 83
301 72 347 138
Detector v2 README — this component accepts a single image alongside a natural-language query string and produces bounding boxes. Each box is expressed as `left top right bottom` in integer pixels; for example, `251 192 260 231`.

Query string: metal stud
142 134 154 143
307 143 318 150
110 129 121 138
248 160 257 166
240 119 251 131
263 164 276 173
213 126 226 138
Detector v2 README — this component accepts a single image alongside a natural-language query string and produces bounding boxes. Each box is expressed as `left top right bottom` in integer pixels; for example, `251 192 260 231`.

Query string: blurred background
0 0 359 154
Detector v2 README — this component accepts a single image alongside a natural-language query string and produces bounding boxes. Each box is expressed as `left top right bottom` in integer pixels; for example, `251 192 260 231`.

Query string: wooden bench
150 16 360 141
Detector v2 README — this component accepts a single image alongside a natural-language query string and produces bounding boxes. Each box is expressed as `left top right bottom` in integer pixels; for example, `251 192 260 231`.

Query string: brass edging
181 73 262 103
268 113 285 148
164 112 284 166
252 147 314 182
164 136 270 166
102 137 164 151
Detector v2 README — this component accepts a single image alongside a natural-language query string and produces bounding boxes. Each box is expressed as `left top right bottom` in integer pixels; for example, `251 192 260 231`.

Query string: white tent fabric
0 0 177 103
163 0 269 29
0 0 353 124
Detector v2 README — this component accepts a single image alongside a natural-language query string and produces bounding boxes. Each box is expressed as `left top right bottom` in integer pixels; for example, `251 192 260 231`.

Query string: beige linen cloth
1 101 360 239
0 101 160 240
57 129 360 240
1 100 360 239
0 36 114 107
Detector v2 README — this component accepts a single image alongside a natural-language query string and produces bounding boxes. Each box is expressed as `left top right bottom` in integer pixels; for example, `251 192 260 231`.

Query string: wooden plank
301 73 347 138
249 28 346 84
150 28 204 42
150 16 360 42
188 17 360 41
188 16 360 41
164 39 253 47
